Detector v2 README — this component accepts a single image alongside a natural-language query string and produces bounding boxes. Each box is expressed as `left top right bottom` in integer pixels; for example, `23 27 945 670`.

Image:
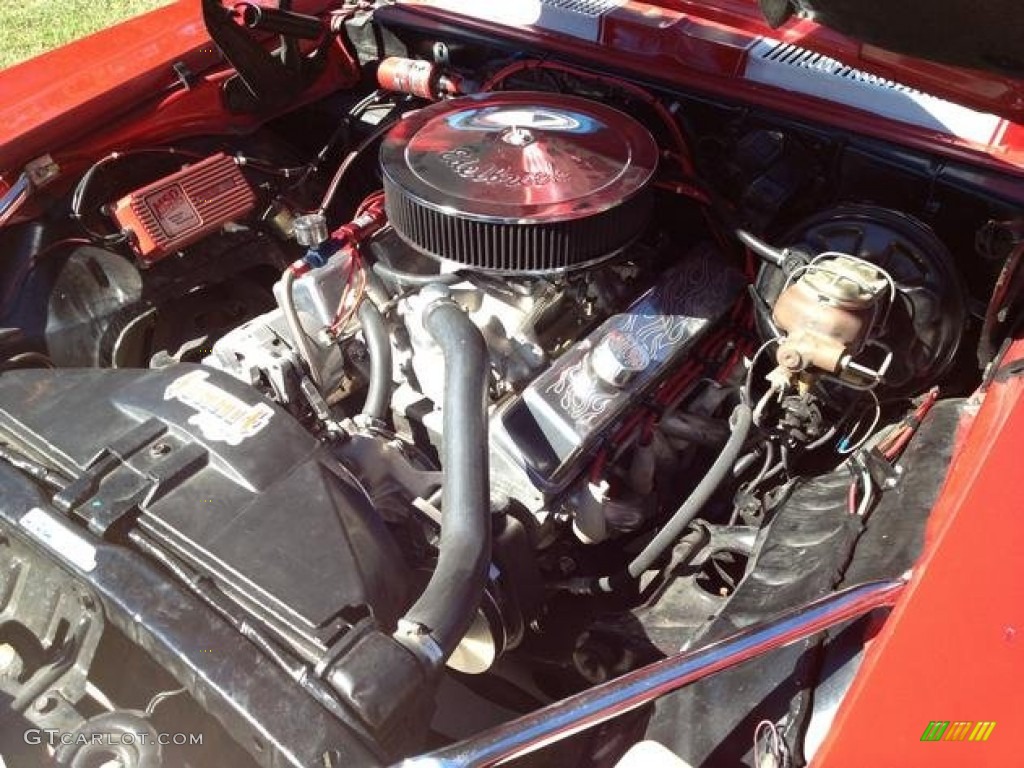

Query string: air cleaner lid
382 91 658 224
381 92 659 273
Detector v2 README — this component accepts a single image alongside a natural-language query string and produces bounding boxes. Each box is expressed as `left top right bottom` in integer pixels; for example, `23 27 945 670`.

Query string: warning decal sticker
165 370 273 445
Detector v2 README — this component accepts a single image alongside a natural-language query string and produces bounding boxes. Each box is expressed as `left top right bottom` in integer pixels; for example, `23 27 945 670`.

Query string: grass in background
0 0 173 69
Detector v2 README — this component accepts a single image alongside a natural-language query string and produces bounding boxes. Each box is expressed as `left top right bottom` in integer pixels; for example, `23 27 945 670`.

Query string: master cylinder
771 255 892 385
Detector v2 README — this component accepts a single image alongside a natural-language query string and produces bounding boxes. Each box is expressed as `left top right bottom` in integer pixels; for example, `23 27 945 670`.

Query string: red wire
588 300 750 482
879 387 940 461
330 248 365 334
482 59 697 177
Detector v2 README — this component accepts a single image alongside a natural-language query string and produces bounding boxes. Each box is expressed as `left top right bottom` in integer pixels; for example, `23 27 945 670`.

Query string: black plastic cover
0 365 408 658
0 464 381 768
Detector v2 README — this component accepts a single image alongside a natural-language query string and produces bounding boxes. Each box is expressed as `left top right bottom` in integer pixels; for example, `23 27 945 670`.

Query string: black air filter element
380 92 658 274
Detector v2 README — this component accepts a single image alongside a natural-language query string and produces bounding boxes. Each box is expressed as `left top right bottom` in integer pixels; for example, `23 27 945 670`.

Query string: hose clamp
393 619 445 669
418 284 457 325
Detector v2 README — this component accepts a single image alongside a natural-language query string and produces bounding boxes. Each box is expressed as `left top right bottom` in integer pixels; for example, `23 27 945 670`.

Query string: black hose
372 260 463 288
401 298 491 661
356 299 392 421
595 402 753 593
736 229 786 267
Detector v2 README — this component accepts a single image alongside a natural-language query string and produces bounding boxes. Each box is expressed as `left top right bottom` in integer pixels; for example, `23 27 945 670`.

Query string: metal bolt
149 442 172 458
33 695 56 714
777 347 803 371
0 643 17 673
432 41 450 65
883 464 904 489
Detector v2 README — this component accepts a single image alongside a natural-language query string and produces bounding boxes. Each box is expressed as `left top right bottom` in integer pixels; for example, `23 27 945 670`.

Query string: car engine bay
0 4 1022 767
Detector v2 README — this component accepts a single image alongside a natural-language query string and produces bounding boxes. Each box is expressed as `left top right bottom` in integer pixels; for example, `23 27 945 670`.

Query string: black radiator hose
356 299 392 421
400 295 491 662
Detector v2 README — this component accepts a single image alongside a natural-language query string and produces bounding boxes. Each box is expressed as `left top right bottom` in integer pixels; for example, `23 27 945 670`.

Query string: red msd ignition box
110 153 256 265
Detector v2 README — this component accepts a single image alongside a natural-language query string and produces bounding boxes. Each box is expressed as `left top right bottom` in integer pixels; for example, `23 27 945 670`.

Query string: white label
165 369 273 446
20 508 97 572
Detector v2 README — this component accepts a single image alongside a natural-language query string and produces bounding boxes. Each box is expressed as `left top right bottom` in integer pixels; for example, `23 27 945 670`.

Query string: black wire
0 351 54 370
70 147 319 244
70 148 206 244
317 118 398 215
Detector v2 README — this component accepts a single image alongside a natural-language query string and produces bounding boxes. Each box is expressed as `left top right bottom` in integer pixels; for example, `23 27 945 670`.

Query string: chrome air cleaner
381 92 659 274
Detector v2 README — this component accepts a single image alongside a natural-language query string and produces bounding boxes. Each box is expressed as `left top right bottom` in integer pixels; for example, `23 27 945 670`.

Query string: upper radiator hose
398 292 491 662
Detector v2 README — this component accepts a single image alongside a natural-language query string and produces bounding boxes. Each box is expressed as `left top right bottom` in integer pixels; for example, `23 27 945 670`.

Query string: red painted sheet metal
813 342 1024 767
0 1 354 181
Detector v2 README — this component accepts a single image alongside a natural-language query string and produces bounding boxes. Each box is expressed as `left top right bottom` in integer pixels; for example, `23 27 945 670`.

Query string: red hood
1 0 1023 185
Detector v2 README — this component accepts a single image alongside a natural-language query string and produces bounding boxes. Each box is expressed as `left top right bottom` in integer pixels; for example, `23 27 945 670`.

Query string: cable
71 147 313 243
743 338 780 408
71 148 205 243
144 687 187 716
836 389 881 455
482 59 696 176
856 462 874 517
280 91 389 195
329 248 366 335
878 387 939 460
317 119 397 216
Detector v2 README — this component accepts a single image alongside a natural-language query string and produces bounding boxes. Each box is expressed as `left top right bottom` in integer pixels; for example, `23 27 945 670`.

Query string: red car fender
814 337 1024 767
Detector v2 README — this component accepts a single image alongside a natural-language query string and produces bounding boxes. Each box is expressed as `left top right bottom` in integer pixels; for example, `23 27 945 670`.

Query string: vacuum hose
735 229 786 267
594 402 753 593
400 294 491 662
